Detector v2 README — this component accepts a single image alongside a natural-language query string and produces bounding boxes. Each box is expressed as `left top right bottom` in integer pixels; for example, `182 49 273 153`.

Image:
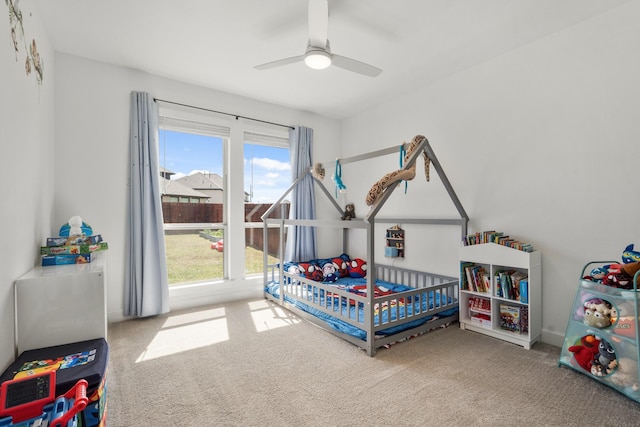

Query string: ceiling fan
254 0 382 77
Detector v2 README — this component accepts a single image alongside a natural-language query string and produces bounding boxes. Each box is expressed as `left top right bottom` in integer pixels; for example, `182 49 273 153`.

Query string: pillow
332 256 350 278
348 258 367 278
297 262 323 281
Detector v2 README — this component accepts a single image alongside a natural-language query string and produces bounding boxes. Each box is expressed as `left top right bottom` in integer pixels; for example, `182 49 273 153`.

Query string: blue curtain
125 91 169 317
285 126 317 262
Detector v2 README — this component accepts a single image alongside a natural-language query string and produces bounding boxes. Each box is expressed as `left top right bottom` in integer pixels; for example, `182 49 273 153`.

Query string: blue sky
159 130 290 203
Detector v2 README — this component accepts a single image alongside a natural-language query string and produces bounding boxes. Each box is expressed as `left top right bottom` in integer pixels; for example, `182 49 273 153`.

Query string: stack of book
495 270 529 303
460 262 490 293
41 235 108 266
462 230 534 252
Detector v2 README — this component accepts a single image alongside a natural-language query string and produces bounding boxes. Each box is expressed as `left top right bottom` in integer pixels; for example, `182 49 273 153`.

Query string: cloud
265 172 279 179
251 157 290 171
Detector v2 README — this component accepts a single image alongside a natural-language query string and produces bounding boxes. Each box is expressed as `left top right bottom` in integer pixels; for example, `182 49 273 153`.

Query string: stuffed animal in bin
607 357 640 392
591 337 618 377
568 334 601 372
582 298 614 329
622 244 640 264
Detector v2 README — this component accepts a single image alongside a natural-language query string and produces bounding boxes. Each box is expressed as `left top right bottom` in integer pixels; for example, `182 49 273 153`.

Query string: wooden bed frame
261 136 469 356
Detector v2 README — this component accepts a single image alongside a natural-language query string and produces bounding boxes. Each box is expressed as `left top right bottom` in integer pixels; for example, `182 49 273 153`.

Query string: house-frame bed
262 136 469 356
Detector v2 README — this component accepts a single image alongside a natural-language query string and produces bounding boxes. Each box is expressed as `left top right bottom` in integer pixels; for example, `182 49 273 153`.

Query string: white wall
0 2 55 371
341 2 640 346
52 53 342 322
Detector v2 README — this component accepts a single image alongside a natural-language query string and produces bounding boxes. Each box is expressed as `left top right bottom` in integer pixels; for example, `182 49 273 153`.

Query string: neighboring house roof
176 172 223 191
160 178 209 199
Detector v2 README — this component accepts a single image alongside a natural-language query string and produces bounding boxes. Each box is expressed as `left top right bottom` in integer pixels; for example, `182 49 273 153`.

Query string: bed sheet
264 276 458 340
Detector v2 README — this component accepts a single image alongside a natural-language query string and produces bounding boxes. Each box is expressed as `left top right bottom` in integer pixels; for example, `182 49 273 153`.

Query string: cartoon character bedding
264 253 459 341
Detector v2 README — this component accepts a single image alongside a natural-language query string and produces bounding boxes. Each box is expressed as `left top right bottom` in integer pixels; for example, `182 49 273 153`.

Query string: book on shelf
499 304 528 333
495 270 528 302
462 230 534 252
468 296 491 313
461 264 489 293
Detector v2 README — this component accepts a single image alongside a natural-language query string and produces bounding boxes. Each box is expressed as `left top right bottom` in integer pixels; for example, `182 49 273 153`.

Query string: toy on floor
365 135 431 206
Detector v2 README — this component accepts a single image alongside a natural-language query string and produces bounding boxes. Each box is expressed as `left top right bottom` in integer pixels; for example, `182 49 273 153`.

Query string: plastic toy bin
559 274 640 403
0 338 108 427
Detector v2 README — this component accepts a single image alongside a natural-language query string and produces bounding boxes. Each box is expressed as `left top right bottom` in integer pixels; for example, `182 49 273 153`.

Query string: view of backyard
164 232 278 286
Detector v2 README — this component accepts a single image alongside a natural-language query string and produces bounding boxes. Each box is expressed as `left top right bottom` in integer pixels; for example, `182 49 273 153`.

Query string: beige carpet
106 298 640 426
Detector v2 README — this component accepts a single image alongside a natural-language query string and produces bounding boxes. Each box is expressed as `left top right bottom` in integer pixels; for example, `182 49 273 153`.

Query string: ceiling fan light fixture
304 50 332 70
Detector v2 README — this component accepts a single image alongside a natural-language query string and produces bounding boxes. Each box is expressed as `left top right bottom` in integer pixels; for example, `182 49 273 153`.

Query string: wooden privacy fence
162 202 289 256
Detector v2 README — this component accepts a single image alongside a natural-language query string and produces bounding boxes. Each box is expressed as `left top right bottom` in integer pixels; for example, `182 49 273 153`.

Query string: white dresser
14 253 107 355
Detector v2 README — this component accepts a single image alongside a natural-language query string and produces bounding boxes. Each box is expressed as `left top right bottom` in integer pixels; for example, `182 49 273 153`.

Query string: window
243 131 290 275
159 116 228 286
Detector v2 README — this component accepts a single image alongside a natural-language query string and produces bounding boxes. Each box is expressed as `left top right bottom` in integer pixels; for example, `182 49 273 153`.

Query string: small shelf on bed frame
458 243 541 349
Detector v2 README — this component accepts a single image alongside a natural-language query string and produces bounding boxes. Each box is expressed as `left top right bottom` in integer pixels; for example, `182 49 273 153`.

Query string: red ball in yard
211 240 224 252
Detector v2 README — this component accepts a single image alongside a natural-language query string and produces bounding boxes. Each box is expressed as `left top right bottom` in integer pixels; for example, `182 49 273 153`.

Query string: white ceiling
35 0 629 120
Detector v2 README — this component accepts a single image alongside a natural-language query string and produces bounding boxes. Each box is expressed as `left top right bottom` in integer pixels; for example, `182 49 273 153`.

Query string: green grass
164 233 277 285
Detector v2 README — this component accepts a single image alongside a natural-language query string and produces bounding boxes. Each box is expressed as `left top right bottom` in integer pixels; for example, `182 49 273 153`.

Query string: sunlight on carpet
135 307 229 362
248 299 301 332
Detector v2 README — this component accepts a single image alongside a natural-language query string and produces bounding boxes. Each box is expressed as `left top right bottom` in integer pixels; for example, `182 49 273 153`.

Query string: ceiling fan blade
308 0 328 48
332 54 382 77
254 55 305 70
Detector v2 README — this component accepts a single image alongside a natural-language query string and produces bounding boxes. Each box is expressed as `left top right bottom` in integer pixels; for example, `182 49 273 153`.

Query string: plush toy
341 203 356 220
622 244 640 264
583 297 613 329
59 216 92 237
588 266 610 283
320 261 340 282
568 334 601 372
365 135 431 206
332 159 347 197
331 256 349 277
607 357 640 391
311 162 325 180
591 337 618 377
348 258 367 278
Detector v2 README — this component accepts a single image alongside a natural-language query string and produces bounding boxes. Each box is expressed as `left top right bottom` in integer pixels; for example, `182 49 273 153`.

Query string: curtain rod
154 98 295 130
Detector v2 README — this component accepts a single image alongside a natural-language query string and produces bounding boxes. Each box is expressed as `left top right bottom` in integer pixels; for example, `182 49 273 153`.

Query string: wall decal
5 0 44 86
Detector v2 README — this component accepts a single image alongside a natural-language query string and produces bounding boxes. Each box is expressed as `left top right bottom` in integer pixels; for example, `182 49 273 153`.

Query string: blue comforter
265 277 458 340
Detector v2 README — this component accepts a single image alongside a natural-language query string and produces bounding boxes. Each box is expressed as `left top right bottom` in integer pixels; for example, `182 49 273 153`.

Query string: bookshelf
385 225 404 258
459 243 541 349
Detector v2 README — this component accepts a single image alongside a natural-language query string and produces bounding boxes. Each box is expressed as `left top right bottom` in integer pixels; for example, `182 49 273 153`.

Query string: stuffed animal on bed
348 258 367 278
320 261 340 282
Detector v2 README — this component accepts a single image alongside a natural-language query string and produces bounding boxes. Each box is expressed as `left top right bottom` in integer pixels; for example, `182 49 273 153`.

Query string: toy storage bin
559 263 640 403
0 338 108 427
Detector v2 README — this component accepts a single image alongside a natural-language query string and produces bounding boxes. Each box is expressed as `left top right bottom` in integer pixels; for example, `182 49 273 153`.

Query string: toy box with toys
0 339 108 427
558 244 640 403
